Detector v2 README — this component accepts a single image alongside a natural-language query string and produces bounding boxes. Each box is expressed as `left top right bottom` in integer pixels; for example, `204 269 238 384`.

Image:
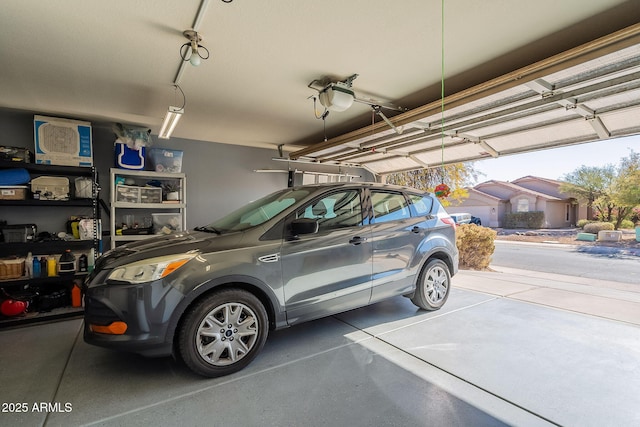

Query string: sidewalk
457 265 640 325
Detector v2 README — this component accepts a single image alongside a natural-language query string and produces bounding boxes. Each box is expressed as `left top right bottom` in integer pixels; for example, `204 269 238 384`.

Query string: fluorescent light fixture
158 106 184 139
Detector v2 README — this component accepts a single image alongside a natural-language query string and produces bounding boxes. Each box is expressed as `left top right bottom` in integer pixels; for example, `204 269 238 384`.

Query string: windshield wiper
194 226 221 234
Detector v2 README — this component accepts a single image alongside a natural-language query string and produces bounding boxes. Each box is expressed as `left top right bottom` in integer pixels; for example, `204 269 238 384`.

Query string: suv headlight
107 253 197 284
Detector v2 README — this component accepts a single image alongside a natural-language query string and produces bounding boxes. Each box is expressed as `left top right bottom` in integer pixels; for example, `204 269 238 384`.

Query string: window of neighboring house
517 198 529 212
566 203 570 222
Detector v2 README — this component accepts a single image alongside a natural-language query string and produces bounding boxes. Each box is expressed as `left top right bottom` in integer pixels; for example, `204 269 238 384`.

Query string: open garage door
290 24 640 176
447 206 492 228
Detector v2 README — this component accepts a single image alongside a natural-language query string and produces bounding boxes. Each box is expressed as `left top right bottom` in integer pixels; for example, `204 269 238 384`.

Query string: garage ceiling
1 1 639 175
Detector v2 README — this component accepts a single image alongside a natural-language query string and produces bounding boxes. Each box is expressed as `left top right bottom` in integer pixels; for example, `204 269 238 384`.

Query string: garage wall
0 110 374 244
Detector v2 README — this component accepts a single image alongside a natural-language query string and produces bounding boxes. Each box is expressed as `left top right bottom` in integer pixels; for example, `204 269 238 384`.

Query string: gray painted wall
1 110 374 247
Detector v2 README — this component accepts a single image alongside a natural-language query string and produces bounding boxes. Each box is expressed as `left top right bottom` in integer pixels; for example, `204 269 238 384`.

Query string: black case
0 224 37 243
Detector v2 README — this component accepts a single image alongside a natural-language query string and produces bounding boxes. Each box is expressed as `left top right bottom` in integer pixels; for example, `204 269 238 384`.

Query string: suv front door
281 189 372 324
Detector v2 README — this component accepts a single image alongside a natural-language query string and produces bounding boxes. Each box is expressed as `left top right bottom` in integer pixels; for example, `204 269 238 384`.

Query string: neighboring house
448 175 588 228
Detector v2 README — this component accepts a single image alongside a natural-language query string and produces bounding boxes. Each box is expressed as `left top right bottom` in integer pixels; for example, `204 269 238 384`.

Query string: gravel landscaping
494 228 640 249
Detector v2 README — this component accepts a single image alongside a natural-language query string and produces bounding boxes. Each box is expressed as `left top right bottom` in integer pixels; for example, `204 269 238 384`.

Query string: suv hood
97 230 243 270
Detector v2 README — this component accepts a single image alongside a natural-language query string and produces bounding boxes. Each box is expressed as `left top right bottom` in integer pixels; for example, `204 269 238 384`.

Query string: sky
473 134 640 184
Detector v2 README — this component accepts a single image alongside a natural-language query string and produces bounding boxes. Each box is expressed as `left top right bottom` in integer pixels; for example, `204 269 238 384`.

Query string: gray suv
84 183 458 377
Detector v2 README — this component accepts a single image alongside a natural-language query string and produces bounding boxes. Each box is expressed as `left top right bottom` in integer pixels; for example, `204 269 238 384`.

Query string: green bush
583 222 614 234
577 219 595 228
456 224 497 270
503 211 545 229
619 219 635 229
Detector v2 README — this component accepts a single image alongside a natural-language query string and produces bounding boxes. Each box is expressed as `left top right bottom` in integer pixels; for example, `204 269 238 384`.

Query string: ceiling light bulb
189 48 201 66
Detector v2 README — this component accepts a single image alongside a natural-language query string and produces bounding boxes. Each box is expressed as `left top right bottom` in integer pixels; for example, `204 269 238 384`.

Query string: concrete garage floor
2 267 640 427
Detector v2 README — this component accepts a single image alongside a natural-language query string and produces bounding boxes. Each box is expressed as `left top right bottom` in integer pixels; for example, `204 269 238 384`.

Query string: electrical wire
310 96 329 120
174 84 186 110
440 0 446 180
180 42 210 61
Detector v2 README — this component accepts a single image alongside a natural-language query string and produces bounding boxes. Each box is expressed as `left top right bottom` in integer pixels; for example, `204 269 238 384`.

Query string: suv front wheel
179 289 268 377
411 258 451 311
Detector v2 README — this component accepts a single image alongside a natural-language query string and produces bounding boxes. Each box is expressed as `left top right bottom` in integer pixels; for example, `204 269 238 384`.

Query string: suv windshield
200 188 312 233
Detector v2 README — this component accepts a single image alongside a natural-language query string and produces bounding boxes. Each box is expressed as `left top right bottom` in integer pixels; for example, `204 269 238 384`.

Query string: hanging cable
309 95 330 141
310 96 329 120
173 84 186 110
440 0 445 172
434 0 451 199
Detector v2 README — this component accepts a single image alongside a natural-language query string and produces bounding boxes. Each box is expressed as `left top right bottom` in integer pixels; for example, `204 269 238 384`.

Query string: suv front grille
84 297 121 325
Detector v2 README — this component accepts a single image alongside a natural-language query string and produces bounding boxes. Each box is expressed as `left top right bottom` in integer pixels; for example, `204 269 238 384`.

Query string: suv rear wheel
179 289 268 377
411 258 451 311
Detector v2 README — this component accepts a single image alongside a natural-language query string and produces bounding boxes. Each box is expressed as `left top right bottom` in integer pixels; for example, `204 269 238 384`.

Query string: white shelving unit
109 168 186 249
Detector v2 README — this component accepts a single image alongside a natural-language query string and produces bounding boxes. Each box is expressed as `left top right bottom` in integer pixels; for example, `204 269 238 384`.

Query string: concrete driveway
2 266 639 426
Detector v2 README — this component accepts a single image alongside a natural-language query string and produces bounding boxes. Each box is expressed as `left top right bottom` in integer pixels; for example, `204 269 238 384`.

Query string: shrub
619 219 635 229
503 211 545 229
456 224 497 270
583 222 614 234
577 219 595 228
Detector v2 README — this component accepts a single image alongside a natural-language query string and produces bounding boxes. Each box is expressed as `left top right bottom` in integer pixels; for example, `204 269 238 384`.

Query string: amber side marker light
162 259 190 278
90 321 128 335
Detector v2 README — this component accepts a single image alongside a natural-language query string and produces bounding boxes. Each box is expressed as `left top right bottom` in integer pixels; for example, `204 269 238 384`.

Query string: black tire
410 258 451 311
178 289 268 377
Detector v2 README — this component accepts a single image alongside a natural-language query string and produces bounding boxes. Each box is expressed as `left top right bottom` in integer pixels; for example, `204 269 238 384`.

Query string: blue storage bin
0 168 30 185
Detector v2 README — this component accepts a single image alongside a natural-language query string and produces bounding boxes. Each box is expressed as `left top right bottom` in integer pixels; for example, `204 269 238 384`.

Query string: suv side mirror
290 218 319 237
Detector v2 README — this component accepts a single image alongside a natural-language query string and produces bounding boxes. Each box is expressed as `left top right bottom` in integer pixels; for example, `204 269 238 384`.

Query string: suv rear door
369 189 430 302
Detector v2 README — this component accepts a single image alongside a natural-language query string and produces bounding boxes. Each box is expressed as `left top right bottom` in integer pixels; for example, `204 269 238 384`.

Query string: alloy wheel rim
425 266 448 303
196 302 259 366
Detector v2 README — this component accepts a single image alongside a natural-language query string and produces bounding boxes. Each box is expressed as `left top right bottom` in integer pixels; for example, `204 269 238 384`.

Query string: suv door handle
349 236 367 245
411 226 422 234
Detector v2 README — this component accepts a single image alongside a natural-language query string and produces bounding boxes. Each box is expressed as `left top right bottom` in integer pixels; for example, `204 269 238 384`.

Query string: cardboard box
0 186 28 200
148 148 183 173
34 115 93 166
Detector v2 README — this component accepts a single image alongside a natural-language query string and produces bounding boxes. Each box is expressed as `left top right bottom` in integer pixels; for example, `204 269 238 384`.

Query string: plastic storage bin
31 176 70 200
148 148 183 173
152 213 182 234
115 185 162 204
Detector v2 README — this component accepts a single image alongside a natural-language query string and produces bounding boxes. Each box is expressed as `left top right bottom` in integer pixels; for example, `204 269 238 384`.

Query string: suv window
207 188 311 232
296 189 363 231
407 194 434 216
371 191 410 223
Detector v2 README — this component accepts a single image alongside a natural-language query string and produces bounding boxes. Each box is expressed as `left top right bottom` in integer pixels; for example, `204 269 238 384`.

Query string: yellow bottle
47 256 57 277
